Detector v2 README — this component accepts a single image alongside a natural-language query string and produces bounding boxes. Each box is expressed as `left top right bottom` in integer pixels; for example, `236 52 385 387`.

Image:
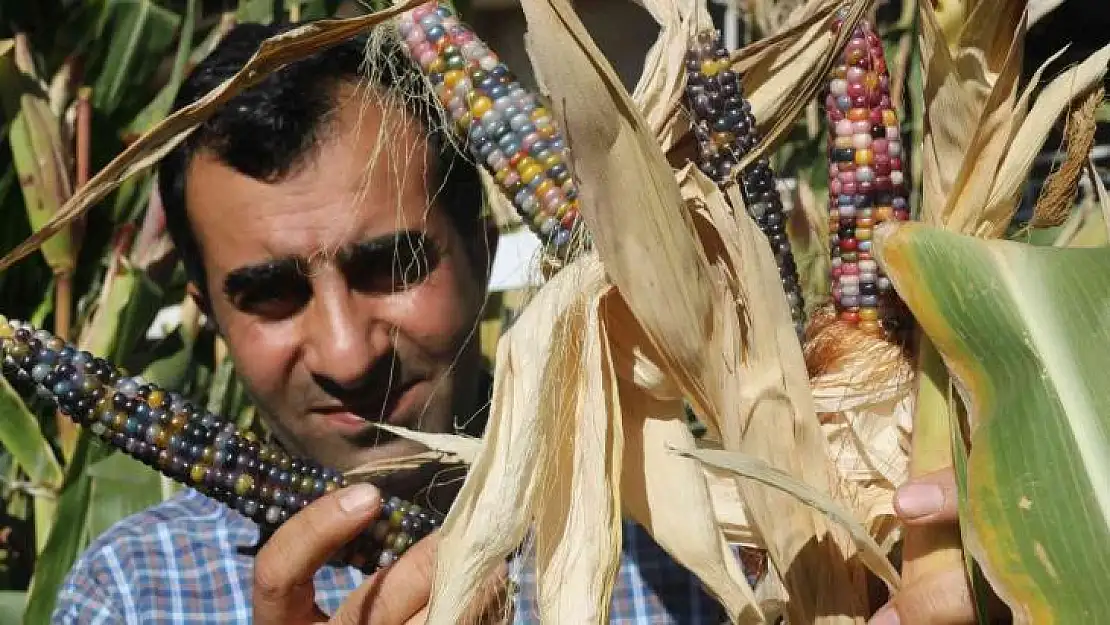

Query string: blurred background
0 0 1105 620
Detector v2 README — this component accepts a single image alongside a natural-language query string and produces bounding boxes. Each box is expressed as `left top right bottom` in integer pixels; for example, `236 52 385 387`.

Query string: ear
186 281 218 332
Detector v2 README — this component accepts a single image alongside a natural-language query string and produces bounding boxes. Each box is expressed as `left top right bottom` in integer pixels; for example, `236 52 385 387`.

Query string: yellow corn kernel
470 95 492 119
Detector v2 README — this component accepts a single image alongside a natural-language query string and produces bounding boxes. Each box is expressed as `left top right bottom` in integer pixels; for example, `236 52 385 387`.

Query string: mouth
312 380 422 435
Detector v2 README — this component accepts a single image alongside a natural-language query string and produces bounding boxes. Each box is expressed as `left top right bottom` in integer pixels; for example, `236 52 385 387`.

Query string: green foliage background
0 1 343 620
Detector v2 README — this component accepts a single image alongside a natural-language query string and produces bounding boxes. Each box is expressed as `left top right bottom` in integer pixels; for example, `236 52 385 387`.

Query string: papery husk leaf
533 274 623 623
363 424 481 464
981 43 1110 234
606 293 760 623
918 0 1024 231
1049 190 1108 249
681 166 873 623
1089 159 1110 245
426 257 606 624
873 221 1110 623
516 0 713 386
677 447 900 589
0 0 425 272
345 450 470 481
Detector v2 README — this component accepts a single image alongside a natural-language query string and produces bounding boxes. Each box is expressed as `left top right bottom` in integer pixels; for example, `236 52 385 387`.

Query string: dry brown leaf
1031 87 1104 227
607 295 762 623
533 280 623 623
918 0 1025 231
0 0 425 272
675 447 900 590
516 0 718 409
981 43 1110 234
681 166 874 624
427 257 604 624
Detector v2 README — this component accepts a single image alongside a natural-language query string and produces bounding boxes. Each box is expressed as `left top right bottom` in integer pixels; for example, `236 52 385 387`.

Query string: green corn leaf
126 0 197 137
873 221 1110 624
0 38 75 275
237 0 277 24
92 0 181 117
0 378 63 490
291 0 343 20
84 452 164 540
0 591 25 623
23 432 108 625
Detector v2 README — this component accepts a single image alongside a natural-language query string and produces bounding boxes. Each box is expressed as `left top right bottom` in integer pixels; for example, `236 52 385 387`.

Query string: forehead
184 85 448 275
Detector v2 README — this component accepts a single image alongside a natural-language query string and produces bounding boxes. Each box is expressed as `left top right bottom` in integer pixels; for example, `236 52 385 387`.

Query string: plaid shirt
53 488 731 623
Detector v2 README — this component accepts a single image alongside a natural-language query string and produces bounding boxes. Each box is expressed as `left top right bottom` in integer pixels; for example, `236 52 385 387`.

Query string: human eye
342 231 441 294
223 260 311 320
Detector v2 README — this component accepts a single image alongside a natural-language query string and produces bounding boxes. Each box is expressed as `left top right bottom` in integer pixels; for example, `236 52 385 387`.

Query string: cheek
392 259 480 358
213 305 300 405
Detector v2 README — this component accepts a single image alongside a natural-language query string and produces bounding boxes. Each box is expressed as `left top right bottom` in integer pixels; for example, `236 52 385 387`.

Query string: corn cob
824 16 910 336
0 317 443 574
684 30 806 338
396 1 583 260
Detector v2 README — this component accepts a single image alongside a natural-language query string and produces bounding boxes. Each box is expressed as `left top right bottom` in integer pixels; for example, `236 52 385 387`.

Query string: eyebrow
221 230 432 299
335 229 430 266
223 257 304 303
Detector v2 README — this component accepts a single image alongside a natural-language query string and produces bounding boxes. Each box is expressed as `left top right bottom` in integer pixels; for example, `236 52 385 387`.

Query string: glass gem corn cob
684 29 806 338
0 317 444 574
396 1 583 260
824 16 910 336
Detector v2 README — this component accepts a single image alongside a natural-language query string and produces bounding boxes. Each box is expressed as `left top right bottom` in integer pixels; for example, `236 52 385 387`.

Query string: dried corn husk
421 0 898 618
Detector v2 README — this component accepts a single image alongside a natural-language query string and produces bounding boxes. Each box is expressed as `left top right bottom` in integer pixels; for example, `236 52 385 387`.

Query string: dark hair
158 22 484 292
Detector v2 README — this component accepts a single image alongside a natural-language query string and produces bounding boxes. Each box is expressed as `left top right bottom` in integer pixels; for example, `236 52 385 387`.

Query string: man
52 22 730 624
53 19 988 625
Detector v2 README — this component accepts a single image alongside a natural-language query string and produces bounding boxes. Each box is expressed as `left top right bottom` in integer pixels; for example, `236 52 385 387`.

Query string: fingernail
895 482 944 520
868 605 900 625
339 483 380 514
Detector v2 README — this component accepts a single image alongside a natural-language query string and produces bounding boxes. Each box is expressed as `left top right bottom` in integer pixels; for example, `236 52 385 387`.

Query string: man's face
184 85 491 473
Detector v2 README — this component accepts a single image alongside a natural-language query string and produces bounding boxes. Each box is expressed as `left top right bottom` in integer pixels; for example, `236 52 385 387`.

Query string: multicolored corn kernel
824 16 910 336
396 1 583 259
0 318 442 574
684 29 806 338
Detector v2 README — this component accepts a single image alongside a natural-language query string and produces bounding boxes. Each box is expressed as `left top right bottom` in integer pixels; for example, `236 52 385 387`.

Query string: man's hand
869 468 1007 625
252 483 509 625
253 483 434 625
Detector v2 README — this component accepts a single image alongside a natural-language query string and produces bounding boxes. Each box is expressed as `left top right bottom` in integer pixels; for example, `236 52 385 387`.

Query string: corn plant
0 0 1106 624
0 1 352 621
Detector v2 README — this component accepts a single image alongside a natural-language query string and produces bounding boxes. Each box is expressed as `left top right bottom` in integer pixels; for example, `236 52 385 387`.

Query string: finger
894 467 959 525
868 567 976 625
334 532 439 625
253 483 382 625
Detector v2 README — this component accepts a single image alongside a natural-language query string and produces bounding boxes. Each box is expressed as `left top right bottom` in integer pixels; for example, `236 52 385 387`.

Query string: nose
300 273 391 390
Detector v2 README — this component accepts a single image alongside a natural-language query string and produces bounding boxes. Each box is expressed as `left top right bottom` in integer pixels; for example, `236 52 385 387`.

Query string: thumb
252 483 383 624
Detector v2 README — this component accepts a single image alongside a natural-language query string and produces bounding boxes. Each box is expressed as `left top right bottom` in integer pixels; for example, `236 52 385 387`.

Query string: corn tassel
0 317 443 573
824 16 911 337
